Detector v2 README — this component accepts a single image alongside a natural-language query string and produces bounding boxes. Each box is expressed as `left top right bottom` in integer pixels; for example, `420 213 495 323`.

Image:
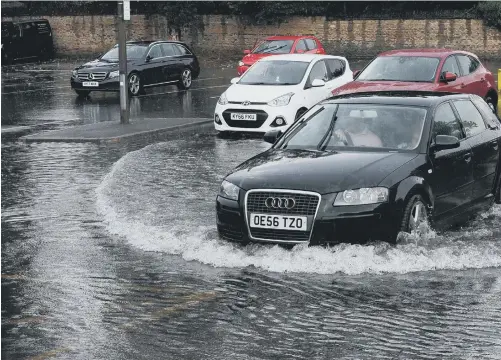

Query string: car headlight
71 69 78 78
108 70 119 78
333 187 389 206
238 61 244 66
218 92 228 105
268 92 294 107
219 180 239 200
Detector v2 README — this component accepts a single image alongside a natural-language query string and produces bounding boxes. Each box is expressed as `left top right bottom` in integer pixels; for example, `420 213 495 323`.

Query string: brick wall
3 14 501 60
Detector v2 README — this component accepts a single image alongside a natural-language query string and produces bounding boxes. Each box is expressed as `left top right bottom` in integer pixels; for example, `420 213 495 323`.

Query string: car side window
432 103 464 140
452 100 487 137
308 60 329 83
325 59 345 80
305 39 317 50
471 96 501 129
148 45 163 59
160 43 179 57
457 55 479 76
441 56 460 77
295 40 308 53
175 44 191 55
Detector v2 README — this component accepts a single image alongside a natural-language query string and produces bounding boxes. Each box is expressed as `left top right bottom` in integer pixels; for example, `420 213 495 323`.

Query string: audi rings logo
265 197 296 209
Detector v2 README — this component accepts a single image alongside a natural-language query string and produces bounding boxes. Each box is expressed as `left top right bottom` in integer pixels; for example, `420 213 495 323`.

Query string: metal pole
118 1 129 124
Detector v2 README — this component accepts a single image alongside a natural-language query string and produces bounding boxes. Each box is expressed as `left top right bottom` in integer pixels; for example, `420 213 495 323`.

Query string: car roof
378 48 477 58
126 40 188 46
260 54 345 63
265 35 316 41
323 90 472 107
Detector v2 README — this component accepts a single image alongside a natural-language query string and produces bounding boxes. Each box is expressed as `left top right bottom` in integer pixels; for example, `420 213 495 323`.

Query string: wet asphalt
2 59 501 360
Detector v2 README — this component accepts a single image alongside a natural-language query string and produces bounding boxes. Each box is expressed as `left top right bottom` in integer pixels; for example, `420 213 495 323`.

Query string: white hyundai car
214 54 353 134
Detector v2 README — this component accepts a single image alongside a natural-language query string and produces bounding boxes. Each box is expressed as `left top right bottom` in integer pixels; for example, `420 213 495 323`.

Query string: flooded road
2 60 501 359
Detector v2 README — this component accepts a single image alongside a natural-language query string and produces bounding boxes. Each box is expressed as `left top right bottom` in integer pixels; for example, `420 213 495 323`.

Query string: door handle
460 83 466 88
463 154 472 163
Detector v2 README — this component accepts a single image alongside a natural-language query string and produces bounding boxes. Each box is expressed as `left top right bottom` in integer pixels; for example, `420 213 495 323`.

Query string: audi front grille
244 190 321 243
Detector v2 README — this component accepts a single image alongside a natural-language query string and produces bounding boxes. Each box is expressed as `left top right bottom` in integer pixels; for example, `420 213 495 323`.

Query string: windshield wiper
317 115 338 151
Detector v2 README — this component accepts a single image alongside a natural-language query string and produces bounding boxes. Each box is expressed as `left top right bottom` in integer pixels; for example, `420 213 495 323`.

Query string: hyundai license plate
231 113 256 121
250 213 307 231
82 81 99 87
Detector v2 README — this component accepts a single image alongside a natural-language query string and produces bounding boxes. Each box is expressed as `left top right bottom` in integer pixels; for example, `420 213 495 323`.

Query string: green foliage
477 1 501 30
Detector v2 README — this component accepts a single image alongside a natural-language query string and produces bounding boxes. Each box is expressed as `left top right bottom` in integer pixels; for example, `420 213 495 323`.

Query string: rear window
357 56 440 82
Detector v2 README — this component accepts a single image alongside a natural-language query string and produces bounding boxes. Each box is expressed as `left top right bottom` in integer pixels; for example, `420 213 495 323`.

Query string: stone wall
3 14 501 60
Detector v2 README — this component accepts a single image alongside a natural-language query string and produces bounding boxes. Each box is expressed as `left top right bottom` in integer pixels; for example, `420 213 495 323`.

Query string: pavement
20 117 213 144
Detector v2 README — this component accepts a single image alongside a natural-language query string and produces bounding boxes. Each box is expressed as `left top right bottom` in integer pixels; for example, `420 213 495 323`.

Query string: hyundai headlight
108 70 119 78
219 180 239 201
238 61 244 66
268 92 294 107
218 92 228 105
333 187 389 206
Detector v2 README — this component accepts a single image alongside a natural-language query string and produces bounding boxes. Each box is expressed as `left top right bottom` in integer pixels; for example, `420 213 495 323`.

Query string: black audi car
216 91 501 246
70 40 200 97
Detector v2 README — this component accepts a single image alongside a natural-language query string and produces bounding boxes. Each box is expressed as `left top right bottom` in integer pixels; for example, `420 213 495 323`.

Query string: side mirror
353 70 360 78
243 49 251 55
431 135 460 152
145 55 152 62
263 129 282 144
441 71 457 83
311 79 325 88
230 77 239 84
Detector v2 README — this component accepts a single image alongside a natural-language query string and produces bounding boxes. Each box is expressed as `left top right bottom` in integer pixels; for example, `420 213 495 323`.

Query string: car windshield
277 103 428 151
238 60 309 85
357 56 440 82
252 40 294 54
100 44 148 61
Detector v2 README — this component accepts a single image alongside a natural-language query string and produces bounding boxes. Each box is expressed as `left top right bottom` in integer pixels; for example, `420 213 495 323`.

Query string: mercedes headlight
268 92 294 107
218 92 228 105
238 61 244 66
108 70 119 78
219 180 240 201
71 69 78 78
333 187 389 206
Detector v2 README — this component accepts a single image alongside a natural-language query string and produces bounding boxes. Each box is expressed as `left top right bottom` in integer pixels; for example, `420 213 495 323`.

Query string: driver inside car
334 115 383 147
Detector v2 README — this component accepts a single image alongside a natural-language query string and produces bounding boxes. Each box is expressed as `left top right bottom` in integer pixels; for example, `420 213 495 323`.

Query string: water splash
96 139 501 275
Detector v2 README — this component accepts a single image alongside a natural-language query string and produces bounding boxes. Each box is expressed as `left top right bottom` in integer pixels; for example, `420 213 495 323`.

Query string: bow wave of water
96 137 501 275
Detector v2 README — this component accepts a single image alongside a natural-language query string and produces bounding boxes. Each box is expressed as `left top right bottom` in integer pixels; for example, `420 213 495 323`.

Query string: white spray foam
96 143 501 275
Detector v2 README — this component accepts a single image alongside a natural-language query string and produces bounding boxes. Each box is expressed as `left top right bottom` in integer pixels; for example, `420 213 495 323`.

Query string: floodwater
2 59 501 359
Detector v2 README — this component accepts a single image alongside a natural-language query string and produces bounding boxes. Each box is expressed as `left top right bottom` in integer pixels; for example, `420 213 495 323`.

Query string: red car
332 49 498 112
237 35 326 76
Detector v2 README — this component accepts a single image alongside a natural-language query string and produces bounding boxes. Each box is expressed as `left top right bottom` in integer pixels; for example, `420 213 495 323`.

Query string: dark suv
70 40 201 97
2 19 54 64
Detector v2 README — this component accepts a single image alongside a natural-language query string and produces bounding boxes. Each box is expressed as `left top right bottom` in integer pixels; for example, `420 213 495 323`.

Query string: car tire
177 68 192 90
485 95 498 114
395 194 430 243
74 90 91 97
128 73 143 96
